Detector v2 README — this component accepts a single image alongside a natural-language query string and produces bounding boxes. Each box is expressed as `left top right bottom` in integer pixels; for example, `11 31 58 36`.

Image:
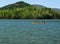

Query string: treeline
0 6 60 19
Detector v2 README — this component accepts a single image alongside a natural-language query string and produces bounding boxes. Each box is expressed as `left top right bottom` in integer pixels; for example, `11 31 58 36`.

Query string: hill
1 1 32 9
0 1 60 19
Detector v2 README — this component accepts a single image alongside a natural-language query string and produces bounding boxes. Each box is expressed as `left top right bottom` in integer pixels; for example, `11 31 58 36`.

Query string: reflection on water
0 19 60 44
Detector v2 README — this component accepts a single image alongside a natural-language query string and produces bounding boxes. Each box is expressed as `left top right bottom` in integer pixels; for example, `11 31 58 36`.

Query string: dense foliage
0 1 60 19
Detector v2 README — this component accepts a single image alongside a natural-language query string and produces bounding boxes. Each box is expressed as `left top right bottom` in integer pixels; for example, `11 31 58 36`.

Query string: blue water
0 19 60 44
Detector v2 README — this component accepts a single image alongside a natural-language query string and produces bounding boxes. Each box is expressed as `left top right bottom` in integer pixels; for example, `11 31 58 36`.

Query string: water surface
0 19 60 44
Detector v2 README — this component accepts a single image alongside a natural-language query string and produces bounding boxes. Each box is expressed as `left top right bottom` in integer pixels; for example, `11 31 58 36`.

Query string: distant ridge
33 4 46 8
33 4 60 11
53 8 60 11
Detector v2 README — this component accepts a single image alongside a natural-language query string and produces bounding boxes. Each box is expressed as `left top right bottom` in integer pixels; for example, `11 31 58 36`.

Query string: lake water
0 19 60 44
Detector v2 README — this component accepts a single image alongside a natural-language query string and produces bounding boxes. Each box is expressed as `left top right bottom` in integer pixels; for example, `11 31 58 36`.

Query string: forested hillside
0 1 60 19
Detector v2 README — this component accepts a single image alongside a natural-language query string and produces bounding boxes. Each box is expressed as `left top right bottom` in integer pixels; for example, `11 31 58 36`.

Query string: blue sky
0 0 60 8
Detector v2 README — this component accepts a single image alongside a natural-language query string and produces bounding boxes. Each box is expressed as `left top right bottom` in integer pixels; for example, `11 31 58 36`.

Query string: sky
0 0 60 8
